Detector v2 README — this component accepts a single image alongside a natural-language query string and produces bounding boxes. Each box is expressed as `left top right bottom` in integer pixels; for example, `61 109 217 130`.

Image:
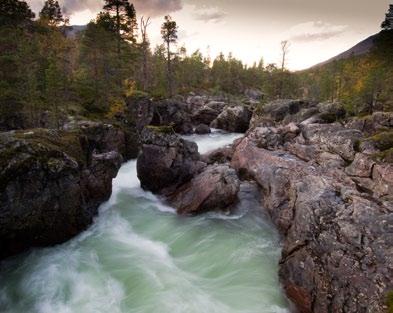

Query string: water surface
0 132 290 313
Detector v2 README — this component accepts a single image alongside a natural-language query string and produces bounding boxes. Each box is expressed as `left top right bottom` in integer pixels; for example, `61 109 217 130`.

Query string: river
0 130 290 313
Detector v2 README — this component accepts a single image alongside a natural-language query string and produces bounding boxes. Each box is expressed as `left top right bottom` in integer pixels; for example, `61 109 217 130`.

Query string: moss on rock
366 130 393 151
387 291 393 313
145 125 175 134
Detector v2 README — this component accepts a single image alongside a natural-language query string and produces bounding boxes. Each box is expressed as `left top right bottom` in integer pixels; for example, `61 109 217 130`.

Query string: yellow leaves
123 79 136 97
106 98 126 119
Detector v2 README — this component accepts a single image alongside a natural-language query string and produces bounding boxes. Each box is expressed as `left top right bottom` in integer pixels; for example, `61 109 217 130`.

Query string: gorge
0 131 291 313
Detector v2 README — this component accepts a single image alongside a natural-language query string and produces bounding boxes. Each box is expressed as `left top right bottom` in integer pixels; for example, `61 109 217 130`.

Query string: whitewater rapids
0 130 290 313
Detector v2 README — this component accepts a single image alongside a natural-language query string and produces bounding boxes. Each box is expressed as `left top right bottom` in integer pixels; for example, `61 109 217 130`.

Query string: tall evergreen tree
161 15 178 96
381 5 393 30
39 0 64 27
103 0 138 54
0 0 34 27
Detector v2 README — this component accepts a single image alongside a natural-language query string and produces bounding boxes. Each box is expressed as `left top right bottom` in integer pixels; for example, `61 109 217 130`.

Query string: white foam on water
0 131 291 313
183 130 244 154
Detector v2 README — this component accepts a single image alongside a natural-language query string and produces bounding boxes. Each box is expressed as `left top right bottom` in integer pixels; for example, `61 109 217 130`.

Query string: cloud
178 30 199 41
27 0 183 18
287 21 348 43
193 7 227 23
133 0 183 17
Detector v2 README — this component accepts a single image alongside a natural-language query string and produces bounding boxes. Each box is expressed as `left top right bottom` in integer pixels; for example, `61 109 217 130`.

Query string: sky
26 0 392 70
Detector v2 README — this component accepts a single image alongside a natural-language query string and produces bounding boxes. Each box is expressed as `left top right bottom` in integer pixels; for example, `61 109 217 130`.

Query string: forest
0 0 392 130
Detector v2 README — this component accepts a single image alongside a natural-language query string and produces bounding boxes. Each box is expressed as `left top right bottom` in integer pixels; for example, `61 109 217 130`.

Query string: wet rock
137 126 204 194
168 164 240 215
195 124 211 134
210 105 252 132
0 127 124 260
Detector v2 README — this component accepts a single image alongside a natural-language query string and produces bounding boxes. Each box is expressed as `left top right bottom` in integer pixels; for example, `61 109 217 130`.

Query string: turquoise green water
0 132 290 313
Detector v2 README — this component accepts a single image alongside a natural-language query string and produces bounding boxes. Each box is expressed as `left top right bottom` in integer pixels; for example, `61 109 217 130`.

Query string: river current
0 130 290 313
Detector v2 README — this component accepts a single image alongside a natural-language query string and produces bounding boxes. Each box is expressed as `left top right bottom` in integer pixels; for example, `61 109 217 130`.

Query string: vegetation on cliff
1 1 392 131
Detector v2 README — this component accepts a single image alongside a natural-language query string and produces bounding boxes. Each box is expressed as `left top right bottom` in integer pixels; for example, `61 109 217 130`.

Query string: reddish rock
169 165 240 215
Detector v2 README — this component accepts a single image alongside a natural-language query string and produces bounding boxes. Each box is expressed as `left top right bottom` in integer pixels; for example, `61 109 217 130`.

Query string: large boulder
262 99 309 122
210 105 252 132
193 101 226 125
137 126 204 194
0 126 124 260
231 131 393 313
195 124 211 134
150 99 193 134
168 164 240 215
125 95 154 131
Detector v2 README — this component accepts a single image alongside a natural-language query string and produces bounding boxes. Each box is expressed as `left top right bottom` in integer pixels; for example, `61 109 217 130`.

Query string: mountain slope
311 33 378 68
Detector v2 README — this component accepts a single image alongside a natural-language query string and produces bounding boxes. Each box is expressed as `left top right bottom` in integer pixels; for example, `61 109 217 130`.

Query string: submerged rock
0 126 125 260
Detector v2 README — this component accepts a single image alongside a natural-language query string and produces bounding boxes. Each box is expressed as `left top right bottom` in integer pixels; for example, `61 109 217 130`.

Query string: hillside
311 33 379 68
298 30 393 114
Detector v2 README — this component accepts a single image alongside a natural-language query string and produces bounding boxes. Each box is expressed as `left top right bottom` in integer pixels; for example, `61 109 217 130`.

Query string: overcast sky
26 0 392 70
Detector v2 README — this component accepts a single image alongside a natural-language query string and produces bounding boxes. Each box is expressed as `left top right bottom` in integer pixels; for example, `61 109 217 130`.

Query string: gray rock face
125 95 154 131
301 123 362 161
137 127 204 193
193 101 226 125
251 99 346 128
230 120 393 313
0 125 125 260
210 105 252 132
169 164 240 215
150 99 193 134
346 112 393 135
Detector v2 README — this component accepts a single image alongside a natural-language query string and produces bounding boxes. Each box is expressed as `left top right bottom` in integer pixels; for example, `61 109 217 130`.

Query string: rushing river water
0 130 290 313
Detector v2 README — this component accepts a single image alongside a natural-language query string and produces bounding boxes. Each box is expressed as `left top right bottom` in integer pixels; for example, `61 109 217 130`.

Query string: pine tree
0 0 34 27
161 15 178 96
39 0 64 27
381 5 393 30
103 0 138 54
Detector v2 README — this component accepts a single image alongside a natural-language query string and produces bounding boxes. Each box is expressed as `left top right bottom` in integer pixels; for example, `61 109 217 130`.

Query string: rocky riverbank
0 121 138 260
137 99 393 313
0 91 252 261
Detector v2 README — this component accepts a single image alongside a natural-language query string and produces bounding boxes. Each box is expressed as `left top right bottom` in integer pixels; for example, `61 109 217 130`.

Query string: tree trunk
166 41 173 97
116 4 121 56
142 46 148 91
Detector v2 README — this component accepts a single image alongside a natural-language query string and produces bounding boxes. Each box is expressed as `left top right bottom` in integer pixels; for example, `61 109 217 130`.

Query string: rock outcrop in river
0 122 135 260
137 99 393 313
137 126 241 215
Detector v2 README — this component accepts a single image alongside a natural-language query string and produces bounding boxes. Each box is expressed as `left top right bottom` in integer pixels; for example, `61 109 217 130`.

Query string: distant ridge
309 32 379 69
65 25 87 38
